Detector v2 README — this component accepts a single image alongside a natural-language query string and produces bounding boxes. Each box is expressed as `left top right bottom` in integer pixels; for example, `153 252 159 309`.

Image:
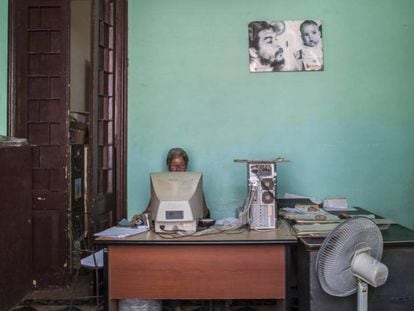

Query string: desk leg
103 248 108 311
104 248 118 311
285 244 298 311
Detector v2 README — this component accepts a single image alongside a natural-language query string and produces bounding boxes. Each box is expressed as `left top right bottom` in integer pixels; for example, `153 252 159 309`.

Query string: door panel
32 210 61 272
89 0 117 234
0 146 32 310
10 0 69 287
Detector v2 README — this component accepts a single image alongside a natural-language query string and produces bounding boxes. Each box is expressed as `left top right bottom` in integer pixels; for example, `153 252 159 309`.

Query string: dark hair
248 21 285 50
166 147 189 166
300 20 322 37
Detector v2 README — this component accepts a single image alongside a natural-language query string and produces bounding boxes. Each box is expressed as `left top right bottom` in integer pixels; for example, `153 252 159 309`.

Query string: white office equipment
316 217 388 311
149 172 204 233
248 161 277 229
234 158 283 230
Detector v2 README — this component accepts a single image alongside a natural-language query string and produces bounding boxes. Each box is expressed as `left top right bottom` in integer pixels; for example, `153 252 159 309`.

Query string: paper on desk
323 198 356 211
284 193 322 205
215 217 239 226
94 226 148 238
293 223 340 236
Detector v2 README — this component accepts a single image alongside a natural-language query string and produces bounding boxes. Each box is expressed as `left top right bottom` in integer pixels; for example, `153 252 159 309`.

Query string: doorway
8 0 127 287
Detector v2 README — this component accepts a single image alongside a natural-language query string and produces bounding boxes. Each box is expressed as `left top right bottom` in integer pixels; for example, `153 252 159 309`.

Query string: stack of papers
281 206 340 223
293 218 396 236
293 223 340 236
94 226 148 238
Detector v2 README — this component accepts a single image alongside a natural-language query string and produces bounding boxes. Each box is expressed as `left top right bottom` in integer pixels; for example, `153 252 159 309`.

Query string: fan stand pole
357 279 368 311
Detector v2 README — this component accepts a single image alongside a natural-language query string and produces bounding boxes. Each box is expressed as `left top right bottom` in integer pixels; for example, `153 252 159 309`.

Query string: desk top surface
95 219 296 245
299 207 414 249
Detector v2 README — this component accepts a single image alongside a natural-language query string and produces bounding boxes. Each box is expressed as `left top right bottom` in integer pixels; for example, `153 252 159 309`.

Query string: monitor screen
149 172 204 233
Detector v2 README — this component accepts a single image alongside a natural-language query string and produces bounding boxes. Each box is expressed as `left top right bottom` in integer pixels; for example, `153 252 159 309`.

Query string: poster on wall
248 20 324 72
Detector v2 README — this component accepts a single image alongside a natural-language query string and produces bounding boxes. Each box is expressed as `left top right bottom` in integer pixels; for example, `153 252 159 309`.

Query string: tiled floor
10 271 100 311
12 298 283 311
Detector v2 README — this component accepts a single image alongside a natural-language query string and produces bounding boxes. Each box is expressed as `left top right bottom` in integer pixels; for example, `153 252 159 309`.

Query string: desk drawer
108 244 286 300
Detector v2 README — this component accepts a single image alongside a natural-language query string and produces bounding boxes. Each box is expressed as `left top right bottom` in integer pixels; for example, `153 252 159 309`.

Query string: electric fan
316 216 389 311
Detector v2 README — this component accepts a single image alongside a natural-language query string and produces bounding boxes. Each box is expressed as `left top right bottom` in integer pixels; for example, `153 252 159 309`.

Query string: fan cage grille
316 216 383 297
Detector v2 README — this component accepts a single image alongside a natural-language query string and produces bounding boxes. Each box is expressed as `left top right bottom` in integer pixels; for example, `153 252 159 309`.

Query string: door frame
88 0 128 232
113 0 128 220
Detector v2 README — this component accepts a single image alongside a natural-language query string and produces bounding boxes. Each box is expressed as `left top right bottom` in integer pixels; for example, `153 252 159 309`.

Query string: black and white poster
249 20 324 72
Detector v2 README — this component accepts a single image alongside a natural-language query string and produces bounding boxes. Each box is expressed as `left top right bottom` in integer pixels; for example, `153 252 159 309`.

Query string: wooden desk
95 220 296 310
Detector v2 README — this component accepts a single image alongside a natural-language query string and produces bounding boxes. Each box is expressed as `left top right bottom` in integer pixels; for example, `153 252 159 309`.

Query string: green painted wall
128 0 414 229
0 0 8 135
0 1 412 229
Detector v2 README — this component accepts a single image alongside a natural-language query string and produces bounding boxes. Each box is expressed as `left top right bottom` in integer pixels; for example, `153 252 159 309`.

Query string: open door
8 0 70 287
88 0 127 234
8 0 127 287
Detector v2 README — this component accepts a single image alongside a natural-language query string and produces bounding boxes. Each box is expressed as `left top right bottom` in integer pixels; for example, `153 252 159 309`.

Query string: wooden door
88 0 127 234
8 0 127 287
8 0 70 287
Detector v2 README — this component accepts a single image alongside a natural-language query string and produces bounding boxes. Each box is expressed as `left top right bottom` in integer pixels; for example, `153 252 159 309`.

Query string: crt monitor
149 172 204 233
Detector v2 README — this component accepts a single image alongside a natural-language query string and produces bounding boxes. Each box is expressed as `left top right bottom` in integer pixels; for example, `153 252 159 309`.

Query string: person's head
300 20 321 47
249 21 285 67
166 147 188 172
